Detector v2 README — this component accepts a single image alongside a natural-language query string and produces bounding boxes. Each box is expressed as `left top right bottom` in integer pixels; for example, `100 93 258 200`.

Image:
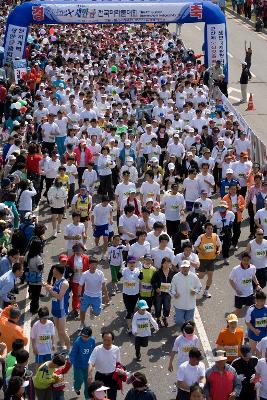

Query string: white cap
125 140 131 146
151 157 159 163
168 162 175 170
226 168 233 174
180 260 190 268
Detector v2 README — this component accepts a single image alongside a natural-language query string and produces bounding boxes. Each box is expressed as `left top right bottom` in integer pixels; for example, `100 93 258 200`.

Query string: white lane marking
229 95 242 102
250 71 256 78
227 52 234 58
195 307 213 366
194 25 201 31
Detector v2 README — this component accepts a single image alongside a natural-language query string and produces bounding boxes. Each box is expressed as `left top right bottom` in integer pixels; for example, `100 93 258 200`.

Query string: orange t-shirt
0 306 28 352
216 327 244 362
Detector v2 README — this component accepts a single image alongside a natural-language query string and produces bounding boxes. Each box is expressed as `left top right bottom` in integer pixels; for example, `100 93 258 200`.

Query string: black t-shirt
231 356 258 400
124 388 157 400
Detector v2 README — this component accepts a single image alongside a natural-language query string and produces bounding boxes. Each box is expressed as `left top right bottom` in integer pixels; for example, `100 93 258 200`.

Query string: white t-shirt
256 337 267 358
255 358 267 399
82 169 98 190
229 265 256 297
197 173 215 196
65 164 78 184
55 117 68 137
89 344 121 374
128 241 151 269
140 181 160 203
122 267 140 295
173 252 200 273
79 269 106 297
64 222 85 250
255 208 267 236
30 320 55 355
92 203 112 226
119 214 139 240
183 177 200 202
132 311 158 337
115 182 136 206
42 122 59 143
72 255 84 284
162 193 186 221
172 334 201 366
176 360 205 387
151 247 175 269
146 231 173 250
232 161 251 187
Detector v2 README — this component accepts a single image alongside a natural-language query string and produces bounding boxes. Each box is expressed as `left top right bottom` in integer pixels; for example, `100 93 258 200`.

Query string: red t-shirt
26 154 42 174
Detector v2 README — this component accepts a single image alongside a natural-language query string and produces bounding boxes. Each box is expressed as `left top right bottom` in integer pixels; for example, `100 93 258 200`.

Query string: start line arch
4 0 228 79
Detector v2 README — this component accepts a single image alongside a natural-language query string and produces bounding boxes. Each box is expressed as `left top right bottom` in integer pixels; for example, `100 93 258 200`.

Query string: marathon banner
4 0 228 80
4 24 27 63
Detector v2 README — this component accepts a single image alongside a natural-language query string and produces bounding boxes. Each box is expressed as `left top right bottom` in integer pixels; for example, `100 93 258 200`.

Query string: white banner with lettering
4 24 27 63
206 23 227 67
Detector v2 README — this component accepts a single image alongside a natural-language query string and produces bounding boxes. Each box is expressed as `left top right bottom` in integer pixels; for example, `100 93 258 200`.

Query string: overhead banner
3 0 228 79
36 3 187 24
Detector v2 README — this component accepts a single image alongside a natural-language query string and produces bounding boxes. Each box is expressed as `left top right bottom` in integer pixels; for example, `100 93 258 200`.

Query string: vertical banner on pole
4 24 27 62
205 23 228 81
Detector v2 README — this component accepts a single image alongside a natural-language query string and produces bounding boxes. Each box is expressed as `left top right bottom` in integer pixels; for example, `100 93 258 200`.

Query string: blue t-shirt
69 336 96 369
247 305 267 341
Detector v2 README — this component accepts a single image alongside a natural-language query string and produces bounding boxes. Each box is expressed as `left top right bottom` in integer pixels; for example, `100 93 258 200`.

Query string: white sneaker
57 225 61 233
204 289 211 298
53 230 57 238
78 323 85 331
224 258 230 265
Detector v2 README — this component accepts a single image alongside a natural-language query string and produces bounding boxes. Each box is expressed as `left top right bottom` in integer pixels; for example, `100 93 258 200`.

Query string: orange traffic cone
246 93 255 111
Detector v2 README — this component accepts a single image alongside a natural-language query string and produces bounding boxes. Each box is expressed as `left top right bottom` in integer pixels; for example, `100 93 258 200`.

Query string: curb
226 7 267 35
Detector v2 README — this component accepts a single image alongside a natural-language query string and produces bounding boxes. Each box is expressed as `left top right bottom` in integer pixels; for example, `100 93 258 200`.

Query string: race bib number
242 278 252 285
225 186 229 193
137 322 149 330
171 205 179 209
182 346 193 353
39 335 51 344
203 243 214 253
256 249 266 257
141 283 152 292
124 281 136 288
160 283 171 293
225 345 238 357
238 173 244 178
255 317 267 328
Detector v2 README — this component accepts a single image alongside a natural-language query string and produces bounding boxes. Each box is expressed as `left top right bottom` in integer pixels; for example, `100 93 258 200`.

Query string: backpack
11 225 29 255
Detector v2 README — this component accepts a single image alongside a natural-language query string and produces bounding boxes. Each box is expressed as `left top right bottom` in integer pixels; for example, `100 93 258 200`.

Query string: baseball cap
201 189 208 194
226 313 238 323
1 178 11 187
153 201 160 208
127 255 136 263
24 212 36 220
80 327 92 337
168 162 175 170
226 168 233 174
125 140 131 146
95 386 110 392
137 299 149 309
151 157 159 163
59 254 68 262
80 184 87 190
146 198 154 203
180 260 190 268
144 253 153 259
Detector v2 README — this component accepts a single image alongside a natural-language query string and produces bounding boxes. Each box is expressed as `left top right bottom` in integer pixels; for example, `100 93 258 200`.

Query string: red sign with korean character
190 4 203 19
32 6 44 22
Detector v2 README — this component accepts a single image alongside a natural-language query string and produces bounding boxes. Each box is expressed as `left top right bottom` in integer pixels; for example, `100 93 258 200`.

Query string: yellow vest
198 233 217 260
76 195 90 218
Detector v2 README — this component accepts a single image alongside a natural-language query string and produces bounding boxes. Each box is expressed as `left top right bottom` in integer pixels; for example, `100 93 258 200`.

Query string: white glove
199 382 204 389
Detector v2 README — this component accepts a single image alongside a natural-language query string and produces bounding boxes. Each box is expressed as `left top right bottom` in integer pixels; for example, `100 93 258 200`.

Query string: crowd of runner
0 3 267 400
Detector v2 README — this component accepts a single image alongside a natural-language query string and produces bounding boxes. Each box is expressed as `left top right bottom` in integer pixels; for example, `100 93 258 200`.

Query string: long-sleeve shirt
132 311 158 337
204 364 242 400
69 336 96 369
170 272 202 310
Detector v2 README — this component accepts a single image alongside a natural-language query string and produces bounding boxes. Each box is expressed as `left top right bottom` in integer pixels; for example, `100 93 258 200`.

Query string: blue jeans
174 308 195 327
74 367 88 399
55 136 66 157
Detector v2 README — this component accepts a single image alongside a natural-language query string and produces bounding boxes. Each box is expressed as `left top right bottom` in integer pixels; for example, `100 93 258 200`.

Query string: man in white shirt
255 348 267 400
91 196 113 259
162 183 186 239
64 212 87 255
88 330 121 400
151 234 175 269
118 204 139 243
140 170 160 205
254 198 267 239
197 163 215 197
128 231 151 269
78 258 109 329
42 113 60 156
177 348 205 399
147 221 173 249
115 170 136 215
170 261 202 327
167 134 185 161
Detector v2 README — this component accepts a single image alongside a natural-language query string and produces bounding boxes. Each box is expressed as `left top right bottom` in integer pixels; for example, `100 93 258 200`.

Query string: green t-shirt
33 362 56 389
5 352 16 370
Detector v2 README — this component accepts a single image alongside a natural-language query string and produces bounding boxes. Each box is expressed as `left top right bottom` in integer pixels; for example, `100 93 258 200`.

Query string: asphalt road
179 13 267 147
12 15 267 400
